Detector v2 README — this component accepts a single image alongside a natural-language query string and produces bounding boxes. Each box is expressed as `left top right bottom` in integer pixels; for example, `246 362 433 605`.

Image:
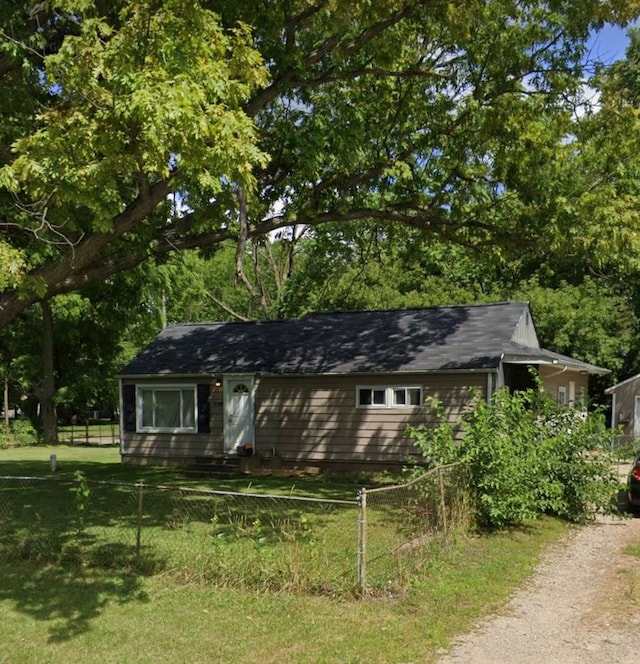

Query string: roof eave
502 353 609 376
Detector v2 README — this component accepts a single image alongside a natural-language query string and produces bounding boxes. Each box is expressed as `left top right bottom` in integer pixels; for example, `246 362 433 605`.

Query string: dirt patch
580 520 640 631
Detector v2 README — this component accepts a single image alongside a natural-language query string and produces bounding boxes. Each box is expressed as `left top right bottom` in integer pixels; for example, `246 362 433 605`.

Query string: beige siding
122 433 222 463
254 373 487 466
513 308 540 348
539 366 589 406
122 367 594 468
608 378 640 438
122 373 489 467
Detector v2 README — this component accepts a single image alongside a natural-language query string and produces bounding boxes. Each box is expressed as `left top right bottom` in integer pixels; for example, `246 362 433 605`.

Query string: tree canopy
2 0 639 329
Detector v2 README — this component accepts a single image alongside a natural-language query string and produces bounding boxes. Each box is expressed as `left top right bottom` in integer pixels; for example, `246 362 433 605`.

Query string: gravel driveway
435 513 640 664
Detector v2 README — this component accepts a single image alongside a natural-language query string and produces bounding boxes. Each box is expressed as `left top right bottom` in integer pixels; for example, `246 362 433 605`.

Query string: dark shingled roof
119 302 608 377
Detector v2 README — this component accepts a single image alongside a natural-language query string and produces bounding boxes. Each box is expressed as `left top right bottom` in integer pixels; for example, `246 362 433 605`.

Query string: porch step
185 455 242 478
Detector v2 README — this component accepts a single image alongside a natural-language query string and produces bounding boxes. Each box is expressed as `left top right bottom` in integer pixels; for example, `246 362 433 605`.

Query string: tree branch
245 2 417 117
234 185 260 299
0 175 175 328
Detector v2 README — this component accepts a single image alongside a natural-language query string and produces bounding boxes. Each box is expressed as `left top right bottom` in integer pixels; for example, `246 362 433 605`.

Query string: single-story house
605 374 640 438
118 301 608 471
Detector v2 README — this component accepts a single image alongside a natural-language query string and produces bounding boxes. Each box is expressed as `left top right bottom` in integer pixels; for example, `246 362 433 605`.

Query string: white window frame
557 385 568 406
356 385 422 409
136 384 197 433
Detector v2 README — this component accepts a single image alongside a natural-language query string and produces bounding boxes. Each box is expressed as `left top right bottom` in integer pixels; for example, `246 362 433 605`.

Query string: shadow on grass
0 457 184 485
0 547 157 643
0 442 407 497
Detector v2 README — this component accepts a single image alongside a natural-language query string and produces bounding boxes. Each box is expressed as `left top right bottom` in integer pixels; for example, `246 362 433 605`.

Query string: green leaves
0 243 25 291
1 0 640 333
6 1 267 220
407 387 620 529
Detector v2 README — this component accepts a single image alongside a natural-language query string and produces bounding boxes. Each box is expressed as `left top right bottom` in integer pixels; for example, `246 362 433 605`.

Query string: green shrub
0 419 39 447
407 386 621 529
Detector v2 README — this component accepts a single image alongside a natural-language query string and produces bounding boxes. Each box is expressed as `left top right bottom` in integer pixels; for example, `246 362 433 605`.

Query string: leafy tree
162 242 295 323
1 1 638 330
513 279 637 389
276 222 498 317
0 1 267 328
0 276 156 442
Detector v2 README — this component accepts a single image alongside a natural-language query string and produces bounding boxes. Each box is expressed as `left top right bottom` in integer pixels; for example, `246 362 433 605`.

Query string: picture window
137 385 196 433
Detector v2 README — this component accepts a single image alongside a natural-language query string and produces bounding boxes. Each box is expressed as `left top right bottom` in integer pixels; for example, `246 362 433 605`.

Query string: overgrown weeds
407 385 622 529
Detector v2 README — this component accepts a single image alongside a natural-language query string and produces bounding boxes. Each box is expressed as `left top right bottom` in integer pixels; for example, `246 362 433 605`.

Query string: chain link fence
611 435 637 459
0 466 471 595
360 463 472 591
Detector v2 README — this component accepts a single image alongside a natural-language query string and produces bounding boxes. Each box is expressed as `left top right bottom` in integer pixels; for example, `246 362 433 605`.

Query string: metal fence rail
359 463 471 591
57 419 119 446
0 467 469 595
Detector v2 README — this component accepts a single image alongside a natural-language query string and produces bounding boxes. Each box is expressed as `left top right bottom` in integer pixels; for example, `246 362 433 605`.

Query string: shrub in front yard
0 419 38 447
407 387 620 529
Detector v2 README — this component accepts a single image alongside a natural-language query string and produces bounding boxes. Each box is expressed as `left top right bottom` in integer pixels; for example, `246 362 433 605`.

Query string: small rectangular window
393 388 406 405
558 386 568 406
358 386 422 408
391 387 422 407
358 388 386 406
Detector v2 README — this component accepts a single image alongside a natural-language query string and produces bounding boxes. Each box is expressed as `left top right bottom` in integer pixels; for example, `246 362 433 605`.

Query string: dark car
628 455 640 513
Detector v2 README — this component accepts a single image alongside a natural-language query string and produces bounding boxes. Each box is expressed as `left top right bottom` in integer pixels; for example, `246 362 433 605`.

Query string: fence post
438 467 448 534
357 487 367 595
136 481 144 557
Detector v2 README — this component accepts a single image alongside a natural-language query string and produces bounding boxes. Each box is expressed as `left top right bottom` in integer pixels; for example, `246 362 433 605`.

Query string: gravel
435 513 640 664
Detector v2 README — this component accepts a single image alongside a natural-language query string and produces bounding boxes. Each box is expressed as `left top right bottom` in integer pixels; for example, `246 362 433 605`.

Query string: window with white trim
557 386 568 406
357 386 422 408
137 385 196 432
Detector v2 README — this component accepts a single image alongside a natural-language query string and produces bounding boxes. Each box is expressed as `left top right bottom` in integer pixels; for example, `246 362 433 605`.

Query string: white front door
634 396 640 439
224 376 255 453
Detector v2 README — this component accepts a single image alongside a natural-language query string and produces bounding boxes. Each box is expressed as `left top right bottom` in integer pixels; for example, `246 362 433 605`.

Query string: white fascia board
502 354 609 376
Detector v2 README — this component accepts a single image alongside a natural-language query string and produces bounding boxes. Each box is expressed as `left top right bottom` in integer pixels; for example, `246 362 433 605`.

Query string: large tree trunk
39 300 58 445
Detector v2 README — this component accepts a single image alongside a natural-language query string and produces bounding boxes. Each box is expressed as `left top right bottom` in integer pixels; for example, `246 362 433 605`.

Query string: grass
0 444 375 497
0 521 566 663
0 444 569 663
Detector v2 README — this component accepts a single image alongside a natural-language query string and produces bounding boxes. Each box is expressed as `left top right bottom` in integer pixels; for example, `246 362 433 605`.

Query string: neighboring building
605 374 640 439
118 302 608 471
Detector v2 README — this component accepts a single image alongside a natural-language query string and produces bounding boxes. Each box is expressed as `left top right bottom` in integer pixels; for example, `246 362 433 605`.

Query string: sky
586 22 637 64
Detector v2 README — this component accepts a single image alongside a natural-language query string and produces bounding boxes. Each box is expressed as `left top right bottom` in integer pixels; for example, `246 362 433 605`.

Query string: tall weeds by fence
0 464 470 596
362 463 472 590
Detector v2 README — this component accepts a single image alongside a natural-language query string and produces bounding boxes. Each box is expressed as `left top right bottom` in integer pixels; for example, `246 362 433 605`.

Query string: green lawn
0 444 374 497
0 444 570 663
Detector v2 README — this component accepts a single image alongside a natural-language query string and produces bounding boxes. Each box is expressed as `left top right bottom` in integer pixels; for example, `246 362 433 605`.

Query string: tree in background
1 0 638 329
4 2 640 427
0 272 155 443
